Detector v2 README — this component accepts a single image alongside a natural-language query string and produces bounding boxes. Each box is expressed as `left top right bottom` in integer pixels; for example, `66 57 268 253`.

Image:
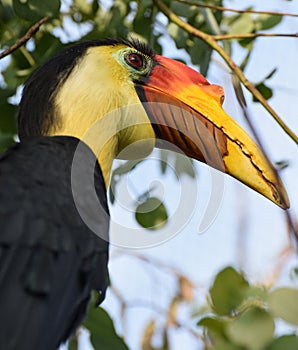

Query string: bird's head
18 38 289 209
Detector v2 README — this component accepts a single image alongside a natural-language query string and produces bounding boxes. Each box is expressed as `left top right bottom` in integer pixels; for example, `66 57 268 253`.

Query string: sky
100 1 298 350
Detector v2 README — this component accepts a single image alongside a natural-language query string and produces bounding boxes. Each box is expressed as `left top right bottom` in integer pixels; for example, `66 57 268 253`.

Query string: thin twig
153 0 298 145
176 0 298 18
213 32 298 41
266 244 294 286
123 298 204 342
111 250 183 277
0 16 49 60
232 75 298 244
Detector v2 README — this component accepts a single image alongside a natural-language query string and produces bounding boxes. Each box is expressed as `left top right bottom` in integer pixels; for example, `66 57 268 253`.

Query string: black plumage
0 136 109 350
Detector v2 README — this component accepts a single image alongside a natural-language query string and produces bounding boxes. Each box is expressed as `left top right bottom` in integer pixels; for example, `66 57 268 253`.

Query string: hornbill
0 38 289 350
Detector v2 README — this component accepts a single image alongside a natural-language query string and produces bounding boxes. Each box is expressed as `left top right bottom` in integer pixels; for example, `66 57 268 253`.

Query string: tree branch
175 0 298 18
232 76 298 243
0 16 49 60
213 32 298 41
153 0 298 145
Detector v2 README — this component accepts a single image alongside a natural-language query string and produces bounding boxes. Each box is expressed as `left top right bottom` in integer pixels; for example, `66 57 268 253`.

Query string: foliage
135 196 168 230
133 264 298 350
199 267 298 350
83 293 129 350
0 0 297 349
68 294 129 349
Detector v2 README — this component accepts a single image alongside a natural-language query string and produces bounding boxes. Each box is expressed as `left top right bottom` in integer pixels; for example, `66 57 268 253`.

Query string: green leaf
0 133 15 153
73 0 93 17
267 288 298 325
33 33 64 63
239 44 253 69
266 335 298 350
174 153 195 179
109 160 142 205
83 295 129 350
210 267 249 315
159 150 168 174
253 82 273 102
187 38 212 76
2 58 27 87
255 14 282 31
133 2 154 39
168 22 189 49
105 0 130 37
198 316 226 335
226 307 275 350
264 67 278 80
211 338 242 350
228 13 255 35
290 265 298 279
253 68 276 102
108 176 117 205
13 0 38 21
275 159 289 171
113 160 142 177
170 1 196 18
210 337 242 350
68 336 78 350
29 0 60 17
0 101 17 134
13 0 60 21
135 197 168 230
198 317 243 350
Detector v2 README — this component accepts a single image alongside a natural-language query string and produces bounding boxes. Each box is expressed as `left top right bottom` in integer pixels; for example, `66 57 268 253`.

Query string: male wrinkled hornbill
0 38 289 350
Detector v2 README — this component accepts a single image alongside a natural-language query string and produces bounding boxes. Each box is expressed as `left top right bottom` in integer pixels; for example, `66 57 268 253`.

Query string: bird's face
53 44 156 178
18 39 289 208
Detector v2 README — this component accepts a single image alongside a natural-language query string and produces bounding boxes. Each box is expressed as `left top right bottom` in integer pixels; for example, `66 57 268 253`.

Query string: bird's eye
125 53 145 70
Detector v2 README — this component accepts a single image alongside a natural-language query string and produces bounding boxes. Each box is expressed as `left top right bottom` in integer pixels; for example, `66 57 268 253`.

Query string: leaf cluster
68 292 129 349
199 267 298 350
167 0 224 75
136 265 298 350
109 151 195 230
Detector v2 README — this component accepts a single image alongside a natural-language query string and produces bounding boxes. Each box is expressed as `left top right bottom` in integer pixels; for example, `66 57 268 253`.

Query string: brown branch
213 32 298 41
153 0 298 145
0 16 49 60
176 0 298 17
232 75 298 244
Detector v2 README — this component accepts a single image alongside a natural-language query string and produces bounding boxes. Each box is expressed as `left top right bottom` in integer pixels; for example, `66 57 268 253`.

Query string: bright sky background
100 1 298 350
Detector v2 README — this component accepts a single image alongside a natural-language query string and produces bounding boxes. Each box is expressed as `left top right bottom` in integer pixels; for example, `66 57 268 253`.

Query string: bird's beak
136 55 289 209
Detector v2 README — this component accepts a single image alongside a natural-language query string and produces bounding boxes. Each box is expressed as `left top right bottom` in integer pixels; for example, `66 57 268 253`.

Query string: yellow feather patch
50 45 155 186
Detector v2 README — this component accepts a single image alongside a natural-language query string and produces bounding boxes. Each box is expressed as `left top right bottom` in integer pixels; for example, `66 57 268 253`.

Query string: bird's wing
0 136 109 350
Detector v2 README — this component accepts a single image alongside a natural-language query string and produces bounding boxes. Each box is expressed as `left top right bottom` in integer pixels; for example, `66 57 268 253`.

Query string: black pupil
127 53 144 69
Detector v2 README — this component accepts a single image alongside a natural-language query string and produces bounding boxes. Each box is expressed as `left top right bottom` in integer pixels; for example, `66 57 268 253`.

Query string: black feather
0 136 109 350
125 37 154 57
11 37 153 349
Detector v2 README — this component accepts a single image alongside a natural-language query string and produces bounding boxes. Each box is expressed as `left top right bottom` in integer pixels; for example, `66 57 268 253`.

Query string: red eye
125 53 144 70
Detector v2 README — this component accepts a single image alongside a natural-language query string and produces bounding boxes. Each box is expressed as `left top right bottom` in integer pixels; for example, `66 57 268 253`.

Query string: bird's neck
49 103 123 188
